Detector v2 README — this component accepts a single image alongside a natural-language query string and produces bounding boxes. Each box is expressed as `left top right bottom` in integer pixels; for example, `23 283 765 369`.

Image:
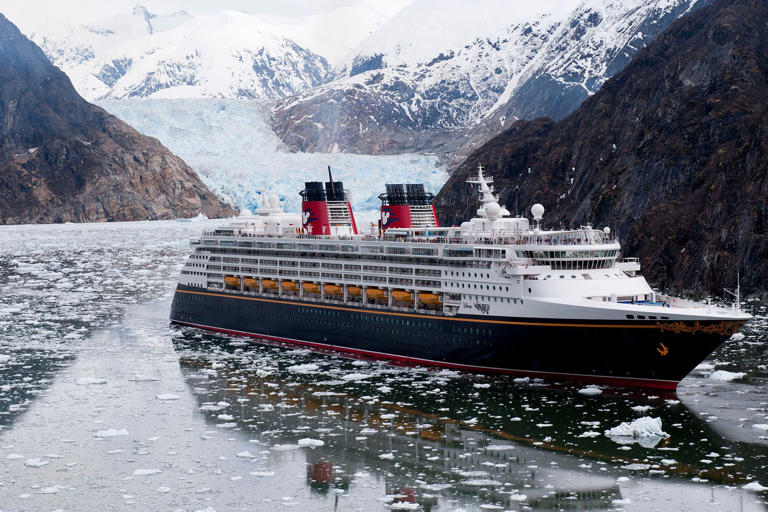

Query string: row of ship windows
626 314 669 320
517 250 620 259
450 282 510 292
465 295 523 305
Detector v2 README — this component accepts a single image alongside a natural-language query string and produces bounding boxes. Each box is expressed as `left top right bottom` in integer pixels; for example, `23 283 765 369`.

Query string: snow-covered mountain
32 5 330 101
97 99 446 214
272 0 710 158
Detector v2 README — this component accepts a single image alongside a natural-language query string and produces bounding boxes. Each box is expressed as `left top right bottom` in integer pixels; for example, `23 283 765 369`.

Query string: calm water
0 220 767 511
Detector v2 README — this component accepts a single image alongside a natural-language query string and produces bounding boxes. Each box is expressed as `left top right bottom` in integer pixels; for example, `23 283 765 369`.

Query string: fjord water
1 221 767 511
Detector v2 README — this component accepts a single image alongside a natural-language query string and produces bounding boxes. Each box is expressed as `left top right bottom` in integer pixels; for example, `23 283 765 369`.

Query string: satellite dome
531 203 545 221
603 226 611 234
484 202 501 217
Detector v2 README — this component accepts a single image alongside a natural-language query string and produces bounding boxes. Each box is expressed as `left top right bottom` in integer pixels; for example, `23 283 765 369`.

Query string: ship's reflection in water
173 329 767 511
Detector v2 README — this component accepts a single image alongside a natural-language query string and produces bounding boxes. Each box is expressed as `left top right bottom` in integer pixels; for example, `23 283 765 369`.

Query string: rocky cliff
435 0 768 295
0 14 235 224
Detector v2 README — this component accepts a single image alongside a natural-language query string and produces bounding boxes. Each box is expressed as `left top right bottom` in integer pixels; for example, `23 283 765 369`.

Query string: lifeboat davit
262 279 278 289
281 281 298 292
366 288 386 299
324 284 342 296
243 278 259 288
348 286 362 296
303 283 320 294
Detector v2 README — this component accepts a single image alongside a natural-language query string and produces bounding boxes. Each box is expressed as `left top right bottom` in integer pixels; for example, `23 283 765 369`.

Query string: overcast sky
4 0 377 34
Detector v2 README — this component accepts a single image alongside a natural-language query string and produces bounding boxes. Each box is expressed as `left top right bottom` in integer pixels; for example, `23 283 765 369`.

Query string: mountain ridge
434 0 768 295
0 13 235 224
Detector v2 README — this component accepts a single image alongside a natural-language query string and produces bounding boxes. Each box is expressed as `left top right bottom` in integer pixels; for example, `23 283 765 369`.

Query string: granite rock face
435 0 768 295
0 14 235 224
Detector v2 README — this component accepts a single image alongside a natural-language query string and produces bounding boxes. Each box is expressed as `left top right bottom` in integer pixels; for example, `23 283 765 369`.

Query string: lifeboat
392 290 413 302
324 284 342 296
262 279 278 289
303 282 320 294
243 278 259 288
418 293 441 305
224 276 240 287
366 288 386 300
281 281 298 292
348 286 362 296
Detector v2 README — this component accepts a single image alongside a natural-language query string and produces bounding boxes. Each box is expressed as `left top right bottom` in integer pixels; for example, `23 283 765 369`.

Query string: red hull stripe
172 320 680 391
175 289 661 329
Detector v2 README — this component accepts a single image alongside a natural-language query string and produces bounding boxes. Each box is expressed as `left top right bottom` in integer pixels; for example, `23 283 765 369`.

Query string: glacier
98 98 447 213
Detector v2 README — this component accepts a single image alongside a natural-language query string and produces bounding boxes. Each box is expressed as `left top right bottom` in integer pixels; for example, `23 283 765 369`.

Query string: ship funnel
379 183 438 231
300 168 358 236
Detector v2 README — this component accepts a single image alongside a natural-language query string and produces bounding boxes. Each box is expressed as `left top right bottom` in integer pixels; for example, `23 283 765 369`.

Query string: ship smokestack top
300 168 357 236
379 183 438 230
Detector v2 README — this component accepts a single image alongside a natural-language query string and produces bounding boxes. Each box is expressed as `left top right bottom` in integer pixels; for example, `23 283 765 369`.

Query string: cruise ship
170 167 750 390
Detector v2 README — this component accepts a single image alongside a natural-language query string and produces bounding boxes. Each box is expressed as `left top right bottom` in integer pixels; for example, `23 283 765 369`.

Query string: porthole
637 315 646 320
626 315 634 319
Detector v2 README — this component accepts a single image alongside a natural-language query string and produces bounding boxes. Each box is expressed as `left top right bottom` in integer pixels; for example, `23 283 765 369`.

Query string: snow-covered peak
337 0 581 72
33 6 329 101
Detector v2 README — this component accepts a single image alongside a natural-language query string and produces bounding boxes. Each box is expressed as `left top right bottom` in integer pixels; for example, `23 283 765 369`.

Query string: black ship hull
169 285 744 390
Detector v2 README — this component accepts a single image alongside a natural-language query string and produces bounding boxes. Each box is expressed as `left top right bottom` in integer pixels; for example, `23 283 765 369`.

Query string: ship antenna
724 271 741 311
328 165 333 184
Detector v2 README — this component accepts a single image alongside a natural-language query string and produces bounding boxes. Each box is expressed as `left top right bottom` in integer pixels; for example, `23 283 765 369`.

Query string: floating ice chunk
133 468 162 476
95 429 129 438
217 414 234 421
621 463 650 470
484 445 515 451
513 377 530 384
155 394 179 400
271 444 301 451
377 386 392 393
236 451 256 458
298 438 325 448
710 370 746 381
612 498 632 505
341 373 373 381
509 494 528 502
250 471 276 477
24 458 50 467
389 503 420 510
461 479 503 486
216 422 237 428
473 383 491 389
360 428 377 435
606 417 668 438
0 354 11 363
661 459 677 465
578 431 601 438
380 414 396 420
157 487 171 493
76 377 107 385
744 481 768 491
6 453 24 459
752 424 768 431
631 405 652 412
287 363 320 374
379 452 395 460
730 332 745 341
578 386 603 395
695 362 715 371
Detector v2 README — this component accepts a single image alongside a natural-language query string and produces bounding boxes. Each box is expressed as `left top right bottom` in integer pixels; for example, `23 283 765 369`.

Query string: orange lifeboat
224 276 240 288
262 279 278 289
303 283 320 294
243 278 259 288
348 286 362 296
392 290 413 303
324 284 342 296
281 281 298 292
366 288 386 300
418 293 441 305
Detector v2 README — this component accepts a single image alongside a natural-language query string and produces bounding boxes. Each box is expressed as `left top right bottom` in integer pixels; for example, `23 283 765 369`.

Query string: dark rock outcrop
0 13 235 224
435 0 768 295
